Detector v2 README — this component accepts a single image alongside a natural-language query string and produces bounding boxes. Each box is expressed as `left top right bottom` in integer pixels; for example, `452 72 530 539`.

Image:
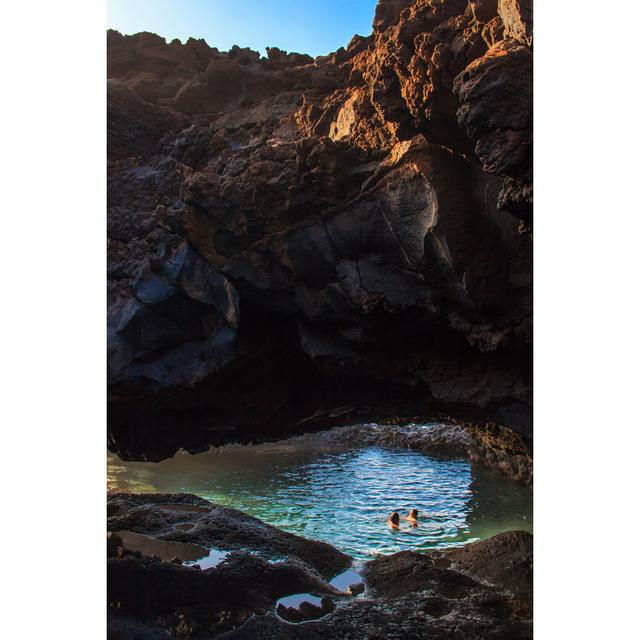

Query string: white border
535 0 640 637
1 1 106 637
2 1 639 637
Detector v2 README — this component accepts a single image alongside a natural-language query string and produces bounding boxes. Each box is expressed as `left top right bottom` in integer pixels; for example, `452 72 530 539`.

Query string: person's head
409 508 419 519
390 512 400 525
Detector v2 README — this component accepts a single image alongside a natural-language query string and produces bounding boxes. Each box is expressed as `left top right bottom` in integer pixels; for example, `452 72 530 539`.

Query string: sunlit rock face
107 0 532 460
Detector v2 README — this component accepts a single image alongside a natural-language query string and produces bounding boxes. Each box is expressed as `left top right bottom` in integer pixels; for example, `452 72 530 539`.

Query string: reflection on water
330 568 364 593
277 593 323 609
108 440 532 560
109 530 229 568
109 530 208 563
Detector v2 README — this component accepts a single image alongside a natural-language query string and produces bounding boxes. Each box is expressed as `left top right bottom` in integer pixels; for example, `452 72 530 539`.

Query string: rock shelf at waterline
107 493 532 639
108 424 531 561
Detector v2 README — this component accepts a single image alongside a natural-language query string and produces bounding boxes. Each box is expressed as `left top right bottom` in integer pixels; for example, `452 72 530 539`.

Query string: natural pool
108 429 532 561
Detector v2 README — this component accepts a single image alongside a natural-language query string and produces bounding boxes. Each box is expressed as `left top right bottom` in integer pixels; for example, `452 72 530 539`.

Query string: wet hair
409 508 419 519
389 512 400 525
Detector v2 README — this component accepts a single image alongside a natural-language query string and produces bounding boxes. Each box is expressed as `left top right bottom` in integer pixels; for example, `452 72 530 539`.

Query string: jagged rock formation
107 0 533 460
107 494 532 639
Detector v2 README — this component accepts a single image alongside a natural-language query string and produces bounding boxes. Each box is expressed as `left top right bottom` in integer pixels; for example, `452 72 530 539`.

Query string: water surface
108 434 531 560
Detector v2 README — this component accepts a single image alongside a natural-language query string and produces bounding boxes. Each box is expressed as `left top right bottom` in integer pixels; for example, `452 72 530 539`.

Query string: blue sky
107 0 378 58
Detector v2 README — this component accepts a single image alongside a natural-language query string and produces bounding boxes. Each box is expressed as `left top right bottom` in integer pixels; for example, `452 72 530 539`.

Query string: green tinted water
108 431 532 560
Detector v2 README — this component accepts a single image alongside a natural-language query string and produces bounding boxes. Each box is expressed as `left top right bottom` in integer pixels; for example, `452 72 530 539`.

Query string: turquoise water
108 435 532 560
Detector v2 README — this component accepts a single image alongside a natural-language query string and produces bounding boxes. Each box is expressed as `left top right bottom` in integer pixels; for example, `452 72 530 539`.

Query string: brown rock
107 0 533 460
362 550 480 599
446 530 533 601
373 0 415 32
469 0 498 22
498 0 533 46
467 420 533 485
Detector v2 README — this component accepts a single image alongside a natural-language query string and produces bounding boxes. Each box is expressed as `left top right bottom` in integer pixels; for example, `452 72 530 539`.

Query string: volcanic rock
107 493 351 577
468 420 532 485
107 0 533 460
445 529 533 600
107 493 533 639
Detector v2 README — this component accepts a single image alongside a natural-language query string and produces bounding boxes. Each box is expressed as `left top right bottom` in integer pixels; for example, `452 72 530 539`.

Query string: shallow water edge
108 423 531 560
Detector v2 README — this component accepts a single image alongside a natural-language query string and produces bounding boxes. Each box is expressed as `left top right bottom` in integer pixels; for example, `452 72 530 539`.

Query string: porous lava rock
108 0 533 460
107 493 350 637
107 493 351 577
107 493 533 639
444 529 533 600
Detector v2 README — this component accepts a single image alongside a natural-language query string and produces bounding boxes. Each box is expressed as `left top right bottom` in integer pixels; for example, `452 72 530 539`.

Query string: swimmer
387 512 400 529
405 508 419 527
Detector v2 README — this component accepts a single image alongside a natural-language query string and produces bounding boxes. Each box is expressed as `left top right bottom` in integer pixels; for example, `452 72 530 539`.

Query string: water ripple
108 443 532 560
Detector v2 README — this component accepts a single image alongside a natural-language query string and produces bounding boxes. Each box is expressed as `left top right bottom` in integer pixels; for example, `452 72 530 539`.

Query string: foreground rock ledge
107 493 532 639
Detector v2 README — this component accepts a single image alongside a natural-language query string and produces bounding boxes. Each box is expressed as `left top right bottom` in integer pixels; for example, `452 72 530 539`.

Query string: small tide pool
108 427 532 561
108 530 229 568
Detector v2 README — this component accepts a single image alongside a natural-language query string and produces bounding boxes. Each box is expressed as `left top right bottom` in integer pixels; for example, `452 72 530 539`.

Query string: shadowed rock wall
107 0 533 460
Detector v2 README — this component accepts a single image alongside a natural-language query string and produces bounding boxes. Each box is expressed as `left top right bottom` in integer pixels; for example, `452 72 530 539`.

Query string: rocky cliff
107 0 533 461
